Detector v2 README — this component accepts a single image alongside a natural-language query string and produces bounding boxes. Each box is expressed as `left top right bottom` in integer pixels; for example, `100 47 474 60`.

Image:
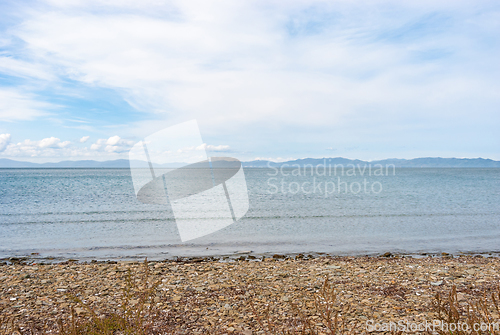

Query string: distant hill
373 157 500 167
243 157 500 168
242 157 367 167
1 157 499 168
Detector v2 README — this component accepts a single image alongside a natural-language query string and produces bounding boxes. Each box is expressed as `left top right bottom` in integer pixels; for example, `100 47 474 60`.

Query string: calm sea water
0 168 499 260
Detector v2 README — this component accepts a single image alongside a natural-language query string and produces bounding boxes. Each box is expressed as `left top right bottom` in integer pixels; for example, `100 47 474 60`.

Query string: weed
251 277 355 334
58 259 161 335
4 261 500 334
430 285 500 334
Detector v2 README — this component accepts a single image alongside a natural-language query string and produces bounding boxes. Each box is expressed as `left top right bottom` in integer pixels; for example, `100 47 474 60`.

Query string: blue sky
0 0 499 162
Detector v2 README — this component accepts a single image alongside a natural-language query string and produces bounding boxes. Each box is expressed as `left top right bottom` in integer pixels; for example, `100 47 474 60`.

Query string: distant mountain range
1 157 499 168
243 157 500 168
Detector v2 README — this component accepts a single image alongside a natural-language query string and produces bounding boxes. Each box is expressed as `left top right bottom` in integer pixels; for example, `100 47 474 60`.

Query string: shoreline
2 250 500 266
1 254 500 333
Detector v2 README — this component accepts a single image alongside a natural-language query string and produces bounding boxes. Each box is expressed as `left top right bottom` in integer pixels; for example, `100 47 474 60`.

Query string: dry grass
2 260 500 334
0 314 22 335
57 259 162 335
430 285 500 334
251 277 355 334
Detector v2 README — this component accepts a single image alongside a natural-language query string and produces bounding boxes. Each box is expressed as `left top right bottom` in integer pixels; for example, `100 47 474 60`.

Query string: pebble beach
1 255 499 334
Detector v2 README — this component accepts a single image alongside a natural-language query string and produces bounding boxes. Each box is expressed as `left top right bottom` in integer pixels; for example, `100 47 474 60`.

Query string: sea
1 167 499 261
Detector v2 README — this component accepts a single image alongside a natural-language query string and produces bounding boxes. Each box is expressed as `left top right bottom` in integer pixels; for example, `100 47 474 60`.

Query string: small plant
58 259 161 335
431 285 500 335
252 277 354 334
5 259 500 334
1 315 14 335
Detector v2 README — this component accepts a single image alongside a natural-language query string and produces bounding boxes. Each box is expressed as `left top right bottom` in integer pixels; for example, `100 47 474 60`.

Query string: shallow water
0 168 499 260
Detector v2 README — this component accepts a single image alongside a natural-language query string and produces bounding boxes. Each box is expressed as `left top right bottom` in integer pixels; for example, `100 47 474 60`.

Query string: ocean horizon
1 167 499 262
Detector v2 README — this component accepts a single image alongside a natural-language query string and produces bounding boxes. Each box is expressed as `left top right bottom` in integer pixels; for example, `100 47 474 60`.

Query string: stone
1 254 499 334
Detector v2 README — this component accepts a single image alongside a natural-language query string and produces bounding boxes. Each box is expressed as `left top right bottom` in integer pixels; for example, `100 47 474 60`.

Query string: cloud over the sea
0 134 11 152
0 0 498 160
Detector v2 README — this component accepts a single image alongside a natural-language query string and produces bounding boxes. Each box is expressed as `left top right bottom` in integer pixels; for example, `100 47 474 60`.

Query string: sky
0 0 499 163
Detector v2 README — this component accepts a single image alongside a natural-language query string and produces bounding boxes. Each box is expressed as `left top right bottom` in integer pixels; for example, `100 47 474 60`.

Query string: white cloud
0 1 499 159
1 136 72 157
90 136 134 153
178 143 230 152
0 134 133 159
106 135 121 146
198 143 230 152
90 139 105 150
39 137 62 148
0 55 55 81
0 134 11 152
0 88 54 121
11 2 498 132
79 135 90 143
59 141 71 148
